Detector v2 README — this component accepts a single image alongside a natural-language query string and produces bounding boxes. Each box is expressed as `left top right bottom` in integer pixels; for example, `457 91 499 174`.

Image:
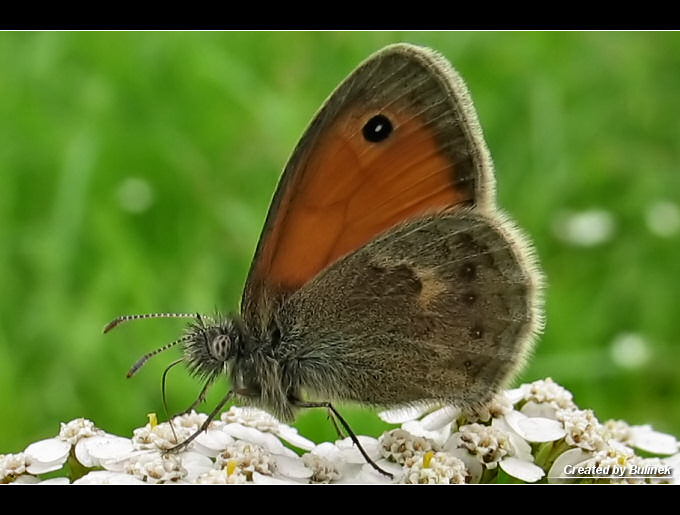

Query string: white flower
193 467 248 484
335 435 397 482
58 418 105 445
334 435 382 465
170 410 210 430
402 451 469 484
4 378 678 485
603 420 679 455
166 411 235 457
1 452 31 484
212 439 311 483
309 438 397 483
419 405 461 430
379 428 438 464
75 434 135 468
132 419 195 451
547 447 592 483
220 422 299 458
574 440 634 481
445 422 545 483
446 423 514 469
499 456 546 483
388 406 456 448
24 438 71 474
308 441 365 482
303 442 365 483
513 378 577 417
124 450 186 484
618 455 674 484
221 406 316 451
177 451 215 481
73 470 148 485
465 392 517 424
547 439 672 484
502 410 567 443
190 429 235 457
302 452 342 483
378 403 435 424
556 408 606 452
35 477 71 485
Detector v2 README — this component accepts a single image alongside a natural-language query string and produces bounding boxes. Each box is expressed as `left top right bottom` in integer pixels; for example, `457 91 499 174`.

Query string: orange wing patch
251 106 474 296
240 45 493 315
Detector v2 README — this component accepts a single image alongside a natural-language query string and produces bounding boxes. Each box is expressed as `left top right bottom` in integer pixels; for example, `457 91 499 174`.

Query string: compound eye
210 334 231 361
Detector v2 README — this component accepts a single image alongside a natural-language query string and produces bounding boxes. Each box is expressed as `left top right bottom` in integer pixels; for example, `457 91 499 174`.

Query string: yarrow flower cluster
1 379 678 484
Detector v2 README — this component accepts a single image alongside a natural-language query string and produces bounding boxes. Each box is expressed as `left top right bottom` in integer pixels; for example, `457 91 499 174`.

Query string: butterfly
105 43 544 477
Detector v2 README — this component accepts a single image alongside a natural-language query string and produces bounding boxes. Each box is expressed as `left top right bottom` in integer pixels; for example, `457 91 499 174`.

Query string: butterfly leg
294 400 393 479
166 390 234 454
325 408 347 439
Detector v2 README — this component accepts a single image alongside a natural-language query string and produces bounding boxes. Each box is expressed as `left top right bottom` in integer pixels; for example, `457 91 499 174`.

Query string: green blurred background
1 31 679 454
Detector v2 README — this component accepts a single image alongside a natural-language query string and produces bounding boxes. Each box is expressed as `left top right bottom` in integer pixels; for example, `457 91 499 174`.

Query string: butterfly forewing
241 44 497 316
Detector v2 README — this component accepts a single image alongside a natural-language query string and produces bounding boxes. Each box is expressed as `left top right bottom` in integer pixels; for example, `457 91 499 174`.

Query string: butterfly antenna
103 312 203 334
126 335 191 378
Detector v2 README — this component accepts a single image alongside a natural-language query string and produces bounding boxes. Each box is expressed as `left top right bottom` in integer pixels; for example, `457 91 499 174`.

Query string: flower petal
276 425 316 451
193 428 234 456
420 406 460 431
547 448 592 483
517 416 567 443
73 470 148 484
504 388 524 405
335 436 380 463
75 435 134 468
252 471 301 484
630 425 679 455
500 456 545 482
36 477 71 485
24 438 71 474
180 451 215 482
520 401 558 419
274 454 313 479
402 420 452 448
378 404 432 424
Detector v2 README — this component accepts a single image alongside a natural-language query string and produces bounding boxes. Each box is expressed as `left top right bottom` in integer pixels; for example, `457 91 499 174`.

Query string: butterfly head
103 312 242 383
182 314 243 383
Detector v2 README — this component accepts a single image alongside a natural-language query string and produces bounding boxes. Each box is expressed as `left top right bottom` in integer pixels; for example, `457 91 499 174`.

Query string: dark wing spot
362 114 393 143
469 325 484 340
463 291 477 306
459 262 477 281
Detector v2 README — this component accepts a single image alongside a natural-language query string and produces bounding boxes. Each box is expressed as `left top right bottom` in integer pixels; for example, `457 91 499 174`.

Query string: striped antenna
126 335 192 378
103 312 206 334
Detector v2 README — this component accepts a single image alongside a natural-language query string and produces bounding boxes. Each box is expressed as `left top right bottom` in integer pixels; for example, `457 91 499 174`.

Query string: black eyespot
362 114 393 143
